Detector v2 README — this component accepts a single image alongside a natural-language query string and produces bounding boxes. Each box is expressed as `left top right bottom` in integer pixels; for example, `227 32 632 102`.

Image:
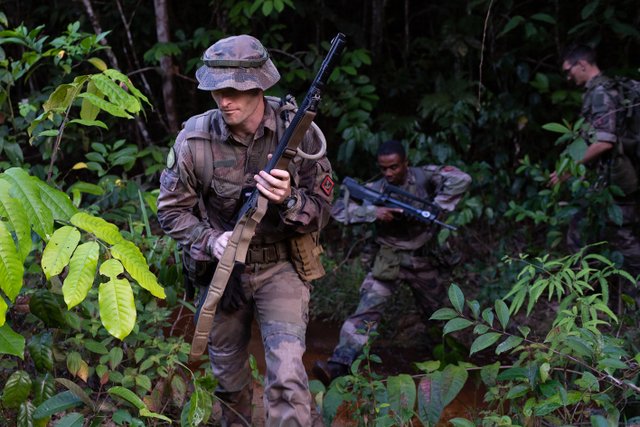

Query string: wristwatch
283 195 297 210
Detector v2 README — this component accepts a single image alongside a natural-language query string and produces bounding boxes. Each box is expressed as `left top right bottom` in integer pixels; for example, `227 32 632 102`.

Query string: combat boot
312 360 348 386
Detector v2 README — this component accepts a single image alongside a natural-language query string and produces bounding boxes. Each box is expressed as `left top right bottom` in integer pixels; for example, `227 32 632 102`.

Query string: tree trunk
370 0 387 59
154 0 179 134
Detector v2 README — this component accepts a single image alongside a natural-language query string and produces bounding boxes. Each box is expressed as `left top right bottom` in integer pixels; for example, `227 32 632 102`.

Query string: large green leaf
418 364 468 425
0 323 25 358
77 92 131 118
27 333 54 372
448 284 465 313
2 167 53 240
0 221 24 301
33 390 84 420
91 73 140 113
53 413 84 427
41 226 80 280
80 79 102 121
387 374 416 422
70 211 123 245
1 370 32 408
110 240 165 298
108 386 145 409
33 177 77 221
0 297 6 326
29 290 66 328
99 278 136 340
62 241 99 309
0 180 31 261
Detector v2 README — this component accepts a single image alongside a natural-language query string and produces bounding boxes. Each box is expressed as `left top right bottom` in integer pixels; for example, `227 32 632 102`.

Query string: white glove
212 231 232 260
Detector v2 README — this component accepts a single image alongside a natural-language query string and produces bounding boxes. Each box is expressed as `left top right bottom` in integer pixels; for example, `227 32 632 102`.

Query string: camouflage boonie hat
195 34 280 91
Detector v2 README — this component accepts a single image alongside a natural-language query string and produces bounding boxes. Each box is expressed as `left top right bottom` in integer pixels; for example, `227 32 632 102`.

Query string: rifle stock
190 33 346 359
342 177 457 230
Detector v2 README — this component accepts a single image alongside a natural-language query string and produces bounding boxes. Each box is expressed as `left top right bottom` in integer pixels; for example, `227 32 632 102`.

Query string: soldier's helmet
195 35 280 92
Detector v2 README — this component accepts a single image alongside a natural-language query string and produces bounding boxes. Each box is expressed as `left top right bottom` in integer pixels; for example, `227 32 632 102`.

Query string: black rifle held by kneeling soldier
190 33 347 359
342 176 457 230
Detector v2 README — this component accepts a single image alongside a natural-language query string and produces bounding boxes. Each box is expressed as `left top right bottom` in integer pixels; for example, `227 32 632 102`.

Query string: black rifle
342 176 457 230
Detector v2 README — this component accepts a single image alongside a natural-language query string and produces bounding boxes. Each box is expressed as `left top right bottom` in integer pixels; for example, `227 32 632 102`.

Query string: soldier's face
211 88 263 127
378 153 408 185
562 60 588 86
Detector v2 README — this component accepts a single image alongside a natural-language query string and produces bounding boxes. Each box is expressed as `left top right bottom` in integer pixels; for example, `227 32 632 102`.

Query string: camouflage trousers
329 255 444 367
567 201 640 305
207 261 312 427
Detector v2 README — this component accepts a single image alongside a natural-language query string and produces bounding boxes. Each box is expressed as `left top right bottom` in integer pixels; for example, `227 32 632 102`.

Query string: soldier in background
549 44 640 308
157 34 333 426
313 140 471 385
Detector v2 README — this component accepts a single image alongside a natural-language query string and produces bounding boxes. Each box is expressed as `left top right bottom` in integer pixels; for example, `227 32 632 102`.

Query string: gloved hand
219 264 248 313
212 231 232 260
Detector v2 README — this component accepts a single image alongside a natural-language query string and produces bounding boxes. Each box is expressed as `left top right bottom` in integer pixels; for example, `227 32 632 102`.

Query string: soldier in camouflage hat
313 140 471 386
549 44 640 309
157 34 333 426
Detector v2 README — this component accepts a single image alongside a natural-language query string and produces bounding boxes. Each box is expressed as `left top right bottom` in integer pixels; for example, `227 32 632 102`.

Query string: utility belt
246 241 289 265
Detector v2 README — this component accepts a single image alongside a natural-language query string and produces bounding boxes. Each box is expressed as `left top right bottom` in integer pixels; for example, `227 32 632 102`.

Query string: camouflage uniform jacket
331 165 471 251
581 74 618 148
157 99 334 262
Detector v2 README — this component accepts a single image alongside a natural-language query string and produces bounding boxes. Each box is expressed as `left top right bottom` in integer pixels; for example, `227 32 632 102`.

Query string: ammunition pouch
372 245 401 281
289 232 326 281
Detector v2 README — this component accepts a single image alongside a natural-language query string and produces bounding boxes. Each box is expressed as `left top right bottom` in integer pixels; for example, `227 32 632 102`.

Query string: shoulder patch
321 175 335 196
166 147 176 169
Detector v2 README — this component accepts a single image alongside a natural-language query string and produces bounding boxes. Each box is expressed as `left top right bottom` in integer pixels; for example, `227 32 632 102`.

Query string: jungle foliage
0 0 639 425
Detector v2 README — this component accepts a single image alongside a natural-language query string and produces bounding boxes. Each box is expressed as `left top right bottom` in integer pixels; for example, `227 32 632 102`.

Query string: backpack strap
183 110 215 198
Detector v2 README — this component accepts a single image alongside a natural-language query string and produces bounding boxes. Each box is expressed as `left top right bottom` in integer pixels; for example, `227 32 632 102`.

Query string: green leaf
387 374 416 421
430 307 459 320
70 211 123 245
495 335 523 355
448 284 465 313
0 179 31 261
108 386 146 409
99 278 136 340
494 299 510 330
443 318 473 335
80 79 102 121
53 412 84 427
110 240 165 298
29 290 66 328
542 122 570 133
1 167 53 240
2 370 32 408
55 378 95 410
77 92 132 118
480 362 500 386
100 258 124 279
63 241 99 309
68 118 108 129
470 332 502 355
449 419 476 427
498 15 524 37
0 323 25 358
27 333 54 372
83 339 109 355
33 177 77 221
0 221 24 301
42 226 80 279
33 391 83 420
